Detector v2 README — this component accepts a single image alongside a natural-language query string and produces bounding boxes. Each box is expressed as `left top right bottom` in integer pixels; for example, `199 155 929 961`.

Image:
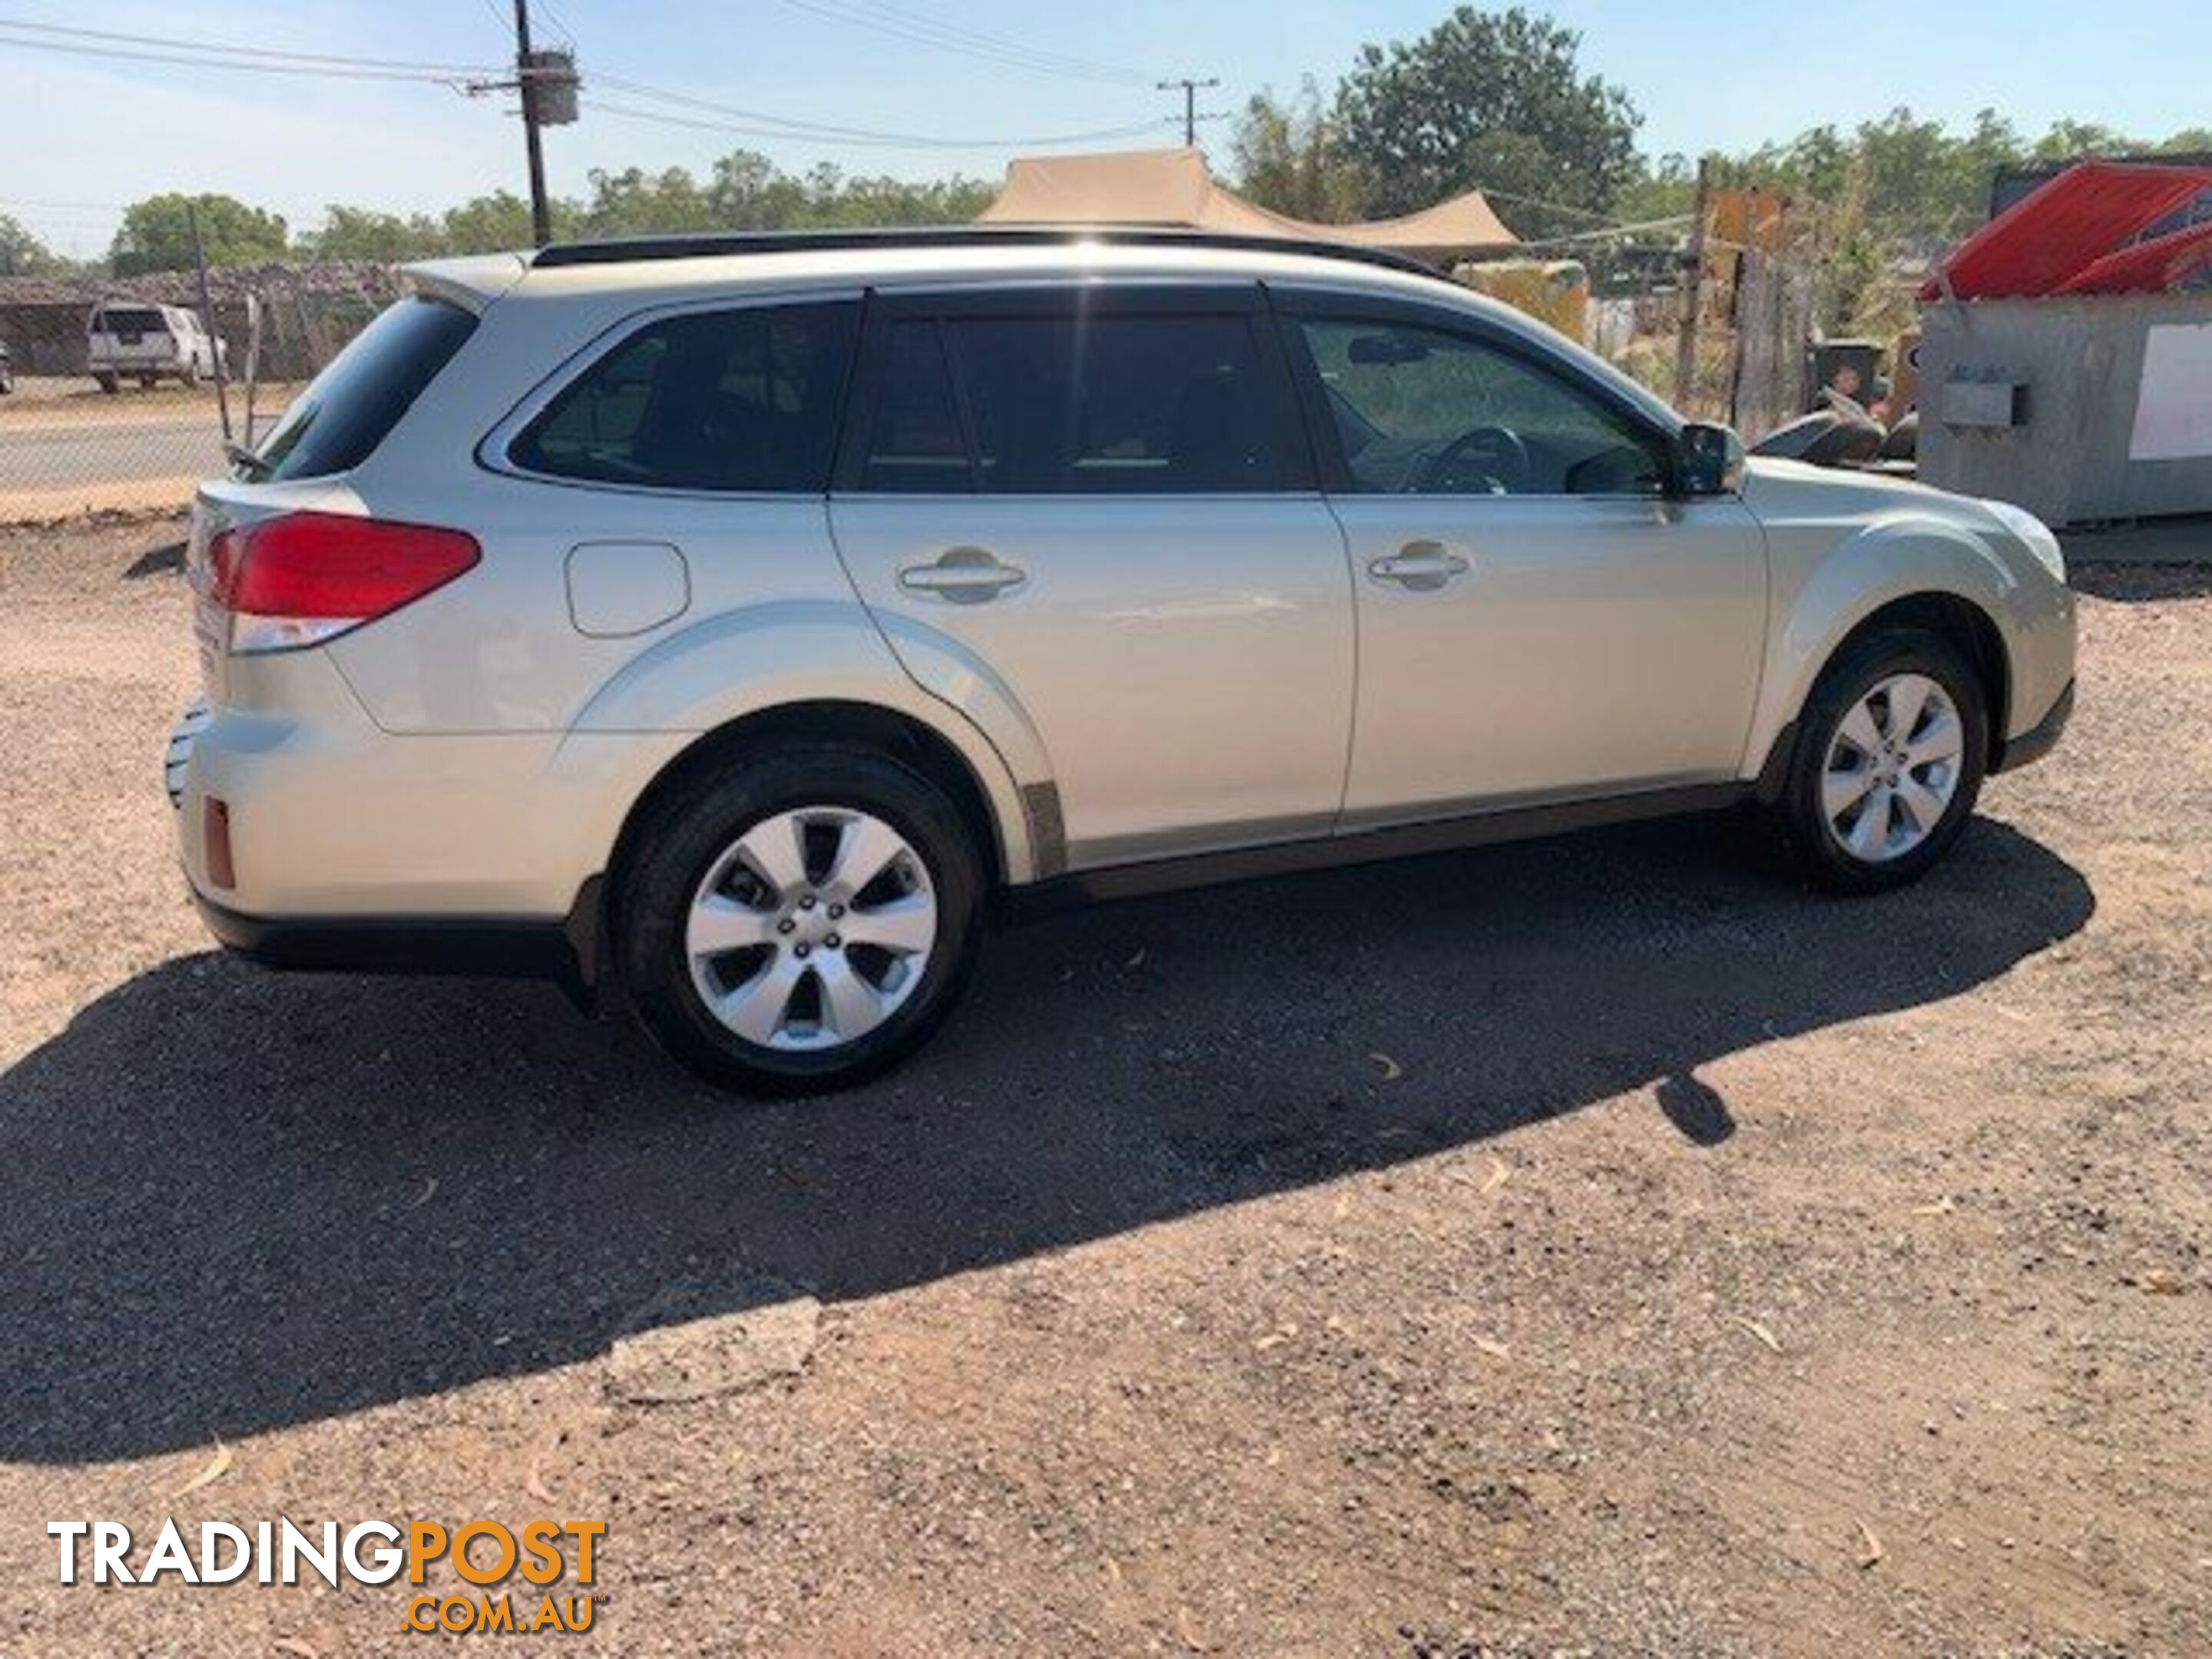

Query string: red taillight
207 512 479 653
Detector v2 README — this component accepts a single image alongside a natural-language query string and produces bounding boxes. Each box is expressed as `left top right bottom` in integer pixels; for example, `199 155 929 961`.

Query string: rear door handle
1367 541 1470 591
897 548 1027 603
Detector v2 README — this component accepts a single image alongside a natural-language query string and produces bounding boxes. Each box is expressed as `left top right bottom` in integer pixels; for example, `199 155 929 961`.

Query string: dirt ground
0 516 2206 1657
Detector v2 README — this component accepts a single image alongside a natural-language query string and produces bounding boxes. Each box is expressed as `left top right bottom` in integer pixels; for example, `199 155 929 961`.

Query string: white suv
172 229 2075 1094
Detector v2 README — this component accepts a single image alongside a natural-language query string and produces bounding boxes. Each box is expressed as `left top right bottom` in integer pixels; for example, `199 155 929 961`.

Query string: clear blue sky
4 0 2207 255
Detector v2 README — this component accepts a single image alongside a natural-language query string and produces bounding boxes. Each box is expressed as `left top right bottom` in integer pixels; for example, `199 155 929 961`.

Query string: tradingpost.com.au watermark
48 1517 607 1635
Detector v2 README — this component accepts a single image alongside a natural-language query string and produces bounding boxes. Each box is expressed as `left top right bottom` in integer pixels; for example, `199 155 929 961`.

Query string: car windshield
247 296 476 482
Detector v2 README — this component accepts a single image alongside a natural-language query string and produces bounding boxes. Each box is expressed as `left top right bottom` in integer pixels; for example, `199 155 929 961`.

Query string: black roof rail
530 224 1449 282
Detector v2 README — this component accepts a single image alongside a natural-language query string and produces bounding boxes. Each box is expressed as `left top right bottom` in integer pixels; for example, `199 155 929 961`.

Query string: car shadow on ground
0 812 2091 1463
122 539 186 579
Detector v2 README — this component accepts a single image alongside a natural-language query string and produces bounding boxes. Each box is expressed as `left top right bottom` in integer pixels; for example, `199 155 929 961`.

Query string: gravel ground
1 518 2206 1657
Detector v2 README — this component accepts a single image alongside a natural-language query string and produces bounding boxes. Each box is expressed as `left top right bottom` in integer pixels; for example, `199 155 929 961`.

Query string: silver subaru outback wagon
172 227 2075 1094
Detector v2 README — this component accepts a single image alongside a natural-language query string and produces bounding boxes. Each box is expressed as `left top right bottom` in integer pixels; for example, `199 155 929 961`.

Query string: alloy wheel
1820 672 1965 863
684 806 938 1051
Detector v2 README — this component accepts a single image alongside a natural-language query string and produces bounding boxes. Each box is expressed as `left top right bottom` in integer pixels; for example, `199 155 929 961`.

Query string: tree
0 213 65 276
1613 151 1697 225
1332 6 1641 237
1233 79 1360 223
438 190 575 255
581 166 720 237
2029 119 2132 163
302 205 446 263
800 165 993 227
110 192 288 275
707 151 807 227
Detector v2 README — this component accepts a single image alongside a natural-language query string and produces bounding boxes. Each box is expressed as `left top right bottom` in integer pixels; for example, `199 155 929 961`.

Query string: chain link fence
0 266 396 523
3 244 1830 526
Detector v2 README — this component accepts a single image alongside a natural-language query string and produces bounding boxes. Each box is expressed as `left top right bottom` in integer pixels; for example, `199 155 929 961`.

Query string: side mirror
1673 422 1745 496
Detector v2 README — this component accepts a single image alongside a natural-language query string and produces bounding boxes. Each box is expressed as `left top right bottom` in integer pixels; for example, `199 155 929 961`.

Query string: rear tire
616 743 984 1097
1778 627 1988 893
94 373 119 395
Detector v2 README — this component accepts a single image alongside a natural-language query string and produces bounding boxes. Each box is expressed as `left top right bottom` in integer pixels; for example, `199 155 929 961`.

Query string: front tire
1779 628 1989 893
616 744 984 1097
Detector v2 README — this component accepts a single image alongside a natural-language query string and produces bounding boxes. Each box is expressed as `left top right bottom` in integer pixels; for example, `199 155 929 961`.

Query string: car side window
860 320 970 493
929 312 1289 495
1295 316 1667 498
514 300 859 492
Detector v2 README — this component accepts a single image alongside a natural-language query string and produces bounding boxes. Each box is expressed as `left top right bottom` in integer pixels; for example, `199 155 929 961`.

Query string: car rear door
1276 290 1768 828
829 283 1355 869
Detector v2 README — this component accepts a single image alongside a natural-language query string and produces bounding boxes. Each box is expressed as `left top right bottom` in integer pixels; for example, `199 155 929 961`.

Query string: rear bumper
194 886 598 995
1993 677 2074 774
164 663 650 923
167 690 610 999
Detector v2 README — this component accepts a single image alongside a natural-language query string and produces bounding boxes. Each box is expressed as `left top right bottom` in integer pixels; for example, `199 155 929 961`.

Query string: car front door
829 284 1356 870
1277 292 1768 829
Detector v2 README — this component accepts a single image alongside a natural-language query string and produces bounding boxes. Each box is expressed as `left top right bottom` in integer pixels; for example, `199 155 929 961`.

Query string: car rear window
249 296 477 482
94 307 168 334
864 311 1292 495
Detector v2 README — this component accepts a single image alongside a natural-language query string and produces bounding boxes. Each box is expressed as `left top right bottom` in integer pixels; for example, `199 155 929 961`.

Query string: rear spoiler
399 253 530 314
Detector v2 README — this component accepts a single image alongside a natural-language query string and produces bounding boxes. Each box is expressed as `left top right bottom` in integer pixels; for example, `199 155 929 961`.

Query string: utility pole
1673 154 1714 416
514 0 552 247
186 200 233 445
1157 77 1220 148
468 0 575 243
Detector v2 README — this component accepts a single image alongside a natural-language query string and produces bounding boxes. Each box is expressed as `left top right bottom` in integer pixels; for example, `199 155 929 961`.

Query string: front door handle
1367 541 1470 591
897 547 1028 603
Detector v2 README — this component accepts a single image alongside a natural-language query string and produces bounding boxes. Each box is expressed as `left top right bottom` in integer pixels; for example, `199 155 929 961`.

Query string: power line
790 0 1150 82
593 72 1168 148
532 0 581 49
770 0 1152 86
0 7 1170 185
584 97 1174 154
0 193 131 212
0 16 500 75
0 29 489 86
841 0 1149 82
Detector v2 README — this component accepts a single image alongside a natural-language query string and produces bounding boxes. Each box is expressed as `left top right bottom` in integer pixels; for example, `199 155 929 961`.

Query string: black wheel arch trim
1991 677 2073 775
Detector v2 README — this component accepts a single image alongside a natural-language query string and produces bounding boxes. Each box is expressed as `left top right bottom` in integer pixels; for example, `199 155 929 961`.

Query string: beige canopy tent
979 147 1517 265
